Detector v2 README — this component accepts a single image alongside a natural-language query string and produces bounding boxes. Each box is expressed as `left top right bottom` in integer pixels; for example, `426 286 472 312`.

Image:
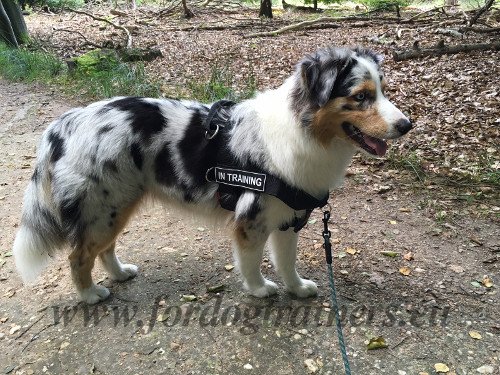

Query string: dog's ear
300 57 339 108
353 46 384 66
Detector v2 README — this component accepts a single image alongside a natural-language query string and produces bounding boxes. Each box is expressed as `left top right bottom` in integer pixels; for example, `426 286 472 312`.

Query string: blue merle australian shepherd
13 46 412 304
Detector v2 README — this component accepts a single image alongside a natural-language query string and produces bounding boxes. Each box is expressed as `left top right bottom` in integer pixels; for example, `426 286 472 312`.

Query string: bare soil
0 6 499 375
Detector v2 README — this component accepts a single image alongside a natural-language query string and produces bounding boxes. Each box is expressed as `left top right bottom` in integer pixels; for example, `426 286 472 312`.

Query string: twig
67 8 132 48
16 315 45 340
21 323 55 353
52 27 102 48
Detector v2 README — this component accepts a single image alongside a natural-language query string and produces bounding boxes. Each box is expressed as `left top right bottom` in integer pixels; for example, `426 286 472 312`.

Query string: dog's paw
110 263 139 282
79 284 111 304
246 279 279 298
287 279 318 298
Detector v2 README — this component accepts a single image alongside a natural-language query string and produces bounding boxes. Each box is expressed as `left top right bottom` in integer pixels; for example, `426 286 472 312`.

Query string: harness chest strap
203 100 329 231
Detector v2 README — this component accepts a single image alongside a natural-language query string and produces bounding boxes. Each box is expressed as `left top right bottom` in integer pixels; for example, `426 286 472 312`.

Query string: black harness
203 100 329 232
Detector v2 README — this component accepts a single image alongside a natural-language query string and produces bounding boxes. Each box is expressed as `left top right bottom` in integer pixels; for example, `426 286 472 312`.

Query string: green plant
386 149 426 182
70 49 161 98
0 42 63 80
189 64 256 103
360 0 410 10
0 44 160 98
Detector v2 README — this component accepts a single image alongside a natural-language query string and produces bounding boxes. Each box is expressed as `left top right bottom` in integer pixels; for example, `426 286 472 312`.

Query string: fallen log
244 17 339 38
393 41 500 61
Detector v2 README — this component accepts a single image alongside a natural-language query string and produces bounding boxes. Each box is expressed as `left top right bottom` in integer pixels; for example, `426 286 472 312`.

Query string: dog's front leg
269 229 318 298
233 223 278 298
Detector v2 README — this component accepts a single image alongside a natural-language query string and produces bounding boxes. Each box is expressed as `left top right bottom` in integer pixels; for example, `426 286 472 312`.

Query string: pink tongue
363 135 387 156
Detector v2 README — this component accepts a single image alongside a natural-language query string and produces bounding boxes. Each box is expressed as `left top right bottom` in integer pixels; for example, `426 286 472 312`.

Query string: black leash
323 211 352 375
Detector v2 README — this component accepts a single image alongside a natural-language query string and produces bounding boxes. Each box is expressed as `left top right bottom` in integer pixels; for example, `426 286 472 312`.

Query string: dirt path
0 79 498 374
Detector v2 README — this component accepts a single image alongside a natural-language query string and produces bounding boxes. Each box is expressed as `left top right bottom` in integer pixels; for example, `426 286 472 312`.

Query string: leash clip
322 210 333 265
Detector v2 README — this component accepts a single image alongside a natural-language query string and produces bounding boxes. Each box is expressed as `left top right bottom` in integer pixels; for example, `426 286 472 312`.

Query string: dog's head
291 46 412 156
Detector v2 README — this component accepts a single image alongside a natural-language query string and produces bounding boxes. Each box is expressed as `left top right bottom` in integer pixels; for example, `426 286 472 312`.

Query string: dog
13 46 412 304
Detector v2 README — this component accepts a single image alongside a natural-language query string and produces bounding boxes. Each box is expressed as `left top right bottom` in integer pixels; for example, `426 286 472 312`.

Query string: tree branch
468 0 495 27
52 27 102 48
67 7 132 48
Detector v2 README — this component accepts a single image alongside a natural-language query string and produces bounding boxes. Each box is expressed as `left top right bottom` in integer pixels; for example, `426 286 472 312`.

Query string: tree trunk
181 0 194 18
0 0 17 47
313 0 317 11
259 0 273 18
0 0 28 47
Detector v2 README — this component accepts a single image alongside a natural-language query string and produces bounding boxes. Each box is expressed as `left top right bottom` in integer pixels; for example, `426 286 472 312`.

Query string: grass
386 149 426 182
189 64 257 102
0 43 161 98
0 43 63 81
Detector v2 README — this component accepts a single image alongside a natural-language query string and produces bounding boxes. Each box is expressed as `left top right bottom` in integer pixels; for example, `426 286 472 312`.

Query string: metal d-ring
205 167 215 182
205 124 219 140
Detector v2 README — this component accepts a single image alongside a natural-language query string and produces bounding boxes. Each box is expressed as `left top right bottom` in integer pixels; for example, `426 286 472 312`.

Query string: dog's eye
353 92 366 101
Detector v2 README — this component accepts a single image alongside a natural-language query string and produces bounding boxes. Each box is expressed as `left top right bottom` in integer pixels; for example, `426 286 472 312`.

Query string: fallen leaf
399 267 411 276
367 336 388 350
389 220 398 225
308 219 317 224
224 264 234 271
9 325 21 335
346 247 358 255
449 265 464 273
207 284 225 293
157 314 168 322
471 281 482 288
170 342 181 351
380 251 399 257
180 295 197 302
476 365 495 374
304 358 318 373
482 276 493 288
59 341 70 350
434 363 450 373
403 252 414 261
469 330 482 340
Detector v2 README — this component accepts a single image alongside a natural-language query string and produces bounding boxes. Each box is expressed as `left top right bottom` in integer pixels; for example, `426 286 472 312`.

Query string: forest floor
0 4 499 375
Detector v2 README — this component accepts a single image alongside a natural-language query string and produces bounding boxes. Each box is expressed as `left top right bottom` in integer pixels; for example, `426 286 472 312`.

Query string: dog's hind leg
99 242 138 282
268 229 318 298
69 242 111 305
233 223 278 298
70 198 142 304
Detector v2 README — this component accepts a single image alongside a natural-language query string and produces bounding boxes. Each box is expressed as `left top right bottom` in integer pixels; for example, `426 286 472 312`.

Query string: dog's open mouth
342 123 387 157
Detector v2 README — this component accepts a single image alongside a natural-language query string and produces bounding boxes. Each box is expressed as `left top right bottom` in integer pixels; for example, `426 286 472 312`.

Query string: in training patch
215 167 266 192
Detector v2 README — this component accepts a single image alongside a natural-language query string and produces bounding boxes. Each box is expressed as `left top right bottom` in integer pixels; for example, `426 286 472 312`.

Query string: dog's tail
13 135 65 283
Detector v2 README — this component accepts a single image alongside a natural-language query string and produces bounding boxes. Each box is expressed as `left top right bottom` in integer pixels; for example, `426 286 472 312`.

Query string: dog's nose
395 118 412 135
